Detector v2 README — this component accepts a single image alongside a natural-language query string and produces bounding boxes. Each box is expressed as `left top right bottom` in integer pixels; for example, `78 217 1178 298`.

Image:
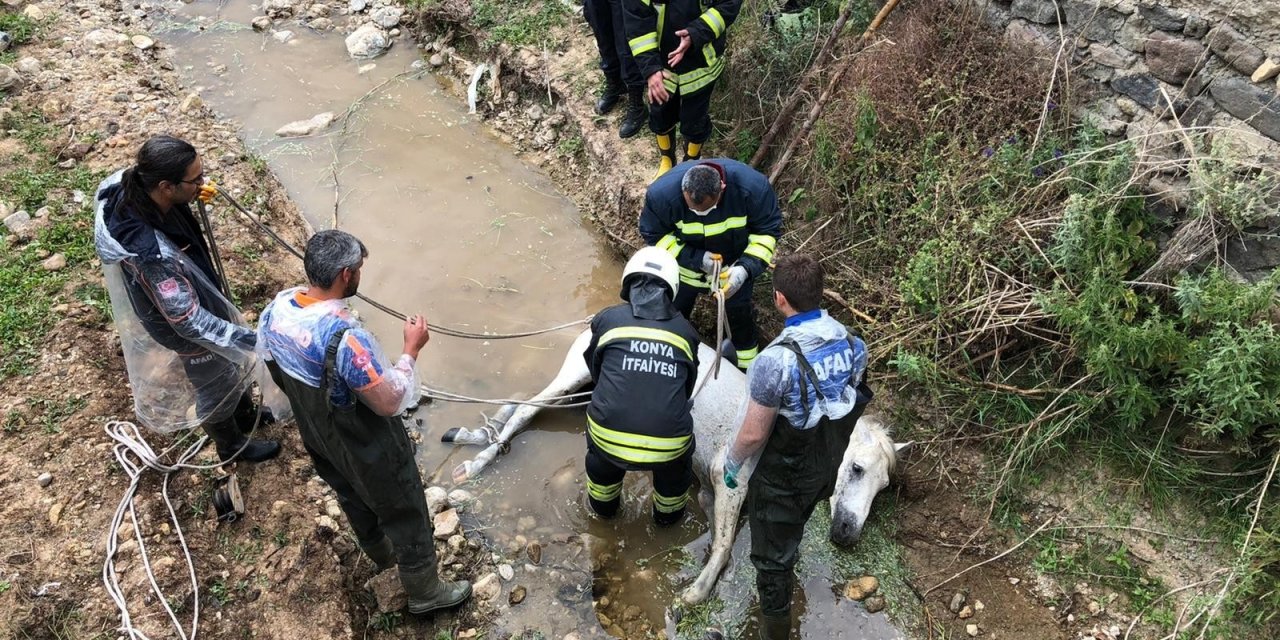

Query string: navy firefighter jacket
583 303 702 469
638 158 783 290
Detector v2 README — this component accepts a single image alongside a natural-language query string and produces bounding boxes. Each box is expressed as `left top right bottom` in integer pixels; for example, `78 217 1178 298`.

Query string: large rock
1144 32 1206 84
425 486 450 515
1207 25 1265 77
14 57 39 74
274 111 336 137
263 0 298 18
0 64 19 91
1110 74 1162 109
365 568 407 613
1010 0 1061 25
1064 0 1126 43
1208 77 1280 142
370 6 404 29
1137 3 1185 32
1089 43 1136 69
83 29 128 48
3 209 32 235
345 23 390 59
1005 19 1055 53
432 508 460 539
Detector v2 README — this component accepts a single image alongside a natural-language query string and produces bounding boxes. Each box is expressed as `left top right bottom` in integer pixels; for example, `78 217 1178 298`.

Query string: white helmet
622 246 680 299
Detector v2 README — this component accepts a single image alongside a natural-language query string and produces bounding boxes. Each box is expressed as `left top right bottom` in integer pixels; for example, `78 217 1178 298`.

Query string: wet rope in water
214 189 592 340
420 384 591 409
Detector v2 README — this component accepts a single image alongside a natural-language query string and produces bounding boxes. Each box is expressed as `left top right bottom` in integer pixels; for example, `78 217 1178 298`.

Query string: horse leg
441 403 520 446
682 459 747 604
452 330 593 483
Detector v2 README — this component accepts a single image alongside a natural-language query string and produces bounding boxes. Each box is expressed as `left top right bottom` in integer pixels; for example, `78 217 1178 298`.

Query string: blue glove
723 457 742 489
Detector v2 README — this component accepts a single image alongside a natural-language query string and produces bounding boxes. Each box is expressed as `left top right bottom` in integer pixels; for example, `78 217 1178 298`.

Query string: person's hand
647 70 671 105
700 252 722 276
667 29 692 67
197 181 219 204
403 314 430 360
719 265 748 298
723 456 741 489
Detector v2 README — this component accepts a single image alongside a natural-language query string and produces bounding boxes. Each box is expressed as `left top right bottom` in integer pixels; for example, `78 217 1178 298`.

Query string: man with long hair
94 135 279 461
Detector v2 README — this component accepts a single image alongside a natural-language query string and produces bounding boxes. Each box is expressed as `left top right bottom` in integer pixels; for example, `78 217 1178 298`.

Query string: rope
420 384 591 409
691 258 733 401
196 200 231 299
212 189 592 340
102 413 262 640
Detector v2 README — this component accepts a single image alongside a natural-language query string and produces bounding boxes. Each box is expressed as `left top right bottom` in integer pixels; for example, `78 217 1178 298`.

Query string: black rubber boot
361 537 396 572
618 89 646 139
595 76 626 116
401 568 472 615
206 418 281 463
759 612 791 640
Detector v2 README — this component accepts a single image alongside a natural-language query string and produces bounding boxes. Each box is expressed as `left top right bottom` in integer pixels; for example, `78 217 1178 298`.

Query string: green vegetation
369 611 403 632
0 110 106 379
469 0 571 49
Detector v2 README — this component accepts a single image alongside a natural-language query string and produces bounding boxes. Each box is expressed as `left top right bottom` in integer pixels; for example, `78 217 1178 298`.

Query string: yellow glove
197 180 219 204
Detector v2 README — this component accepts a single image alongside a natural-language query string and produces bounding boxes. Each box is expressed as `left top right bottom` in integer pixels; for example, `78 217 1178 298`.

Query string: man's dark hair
305 230 368 288
121 136 197 224
773 254 823 312
681 164 721 205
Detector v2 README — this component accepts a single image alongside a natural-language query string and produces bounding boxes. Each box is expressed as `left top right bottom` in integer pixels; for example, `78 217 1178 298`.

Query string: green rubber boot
401 568 472 615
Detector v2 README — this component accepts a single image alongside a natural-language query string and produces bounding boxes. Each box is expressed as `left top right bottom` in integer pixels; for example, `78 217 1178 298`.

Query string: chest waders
746 338 873 637
266 330 471 614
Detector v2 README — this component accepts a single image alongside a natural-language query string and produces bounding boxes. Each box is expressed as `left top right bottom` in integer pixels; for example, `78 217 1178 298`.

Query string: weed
0 579 10 594
555 133 584 158
470 0 569 49
370 611 403 631
209 578 233 606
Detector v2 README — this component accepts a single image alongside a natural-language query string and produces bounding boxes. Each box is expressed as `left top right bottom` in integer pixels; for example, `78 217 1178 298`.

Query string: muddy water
159 4 901 638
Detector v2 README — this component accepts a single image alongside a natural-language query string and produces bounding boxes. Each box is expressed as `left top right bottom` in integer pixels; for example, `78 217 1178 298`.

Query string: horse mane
859 414 898 475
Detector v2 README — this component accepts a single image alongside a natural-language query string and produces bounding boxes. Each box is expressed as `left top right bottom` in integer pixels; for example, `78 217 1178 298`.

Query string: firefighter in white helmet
582 247 703 524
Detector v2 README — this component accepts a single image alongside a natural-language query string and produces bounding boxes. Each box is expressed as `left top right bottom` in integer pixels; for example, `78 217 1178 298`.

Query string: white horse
442 329 909 604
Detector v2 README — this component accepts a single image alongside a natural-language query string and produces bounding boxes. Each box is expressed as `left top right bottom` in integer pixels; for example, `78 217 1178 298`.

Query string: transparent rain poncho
258 287 419 417
94 171 276 433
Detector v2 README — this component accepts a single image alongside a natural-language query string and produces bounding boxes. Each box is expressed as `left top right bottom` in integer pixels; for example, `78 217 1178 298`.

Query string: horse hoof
451 463 469 485
703 629 724 640
441 427 460 443
681 587 706 605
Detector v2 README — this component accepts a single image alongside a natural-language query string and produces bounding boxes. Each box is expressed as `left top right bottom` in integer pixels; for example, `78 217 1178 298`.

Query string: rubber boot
759 612 791 640
595 76 626 116
618 89 646 139
652 133 677 182
401 567 472 615
205 419 281 463
684 140 703 162
361 536 396 572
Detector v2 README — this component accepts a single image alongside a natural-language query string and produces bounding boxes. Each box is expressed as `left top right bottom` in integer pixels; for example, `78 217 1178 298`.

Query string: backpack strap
774 337 824 427
321 329 347 408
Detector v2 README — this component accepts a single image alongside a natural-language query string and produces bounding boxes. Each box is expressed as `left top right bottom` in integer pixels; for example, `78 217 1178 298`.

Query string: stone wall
962 0 1280 280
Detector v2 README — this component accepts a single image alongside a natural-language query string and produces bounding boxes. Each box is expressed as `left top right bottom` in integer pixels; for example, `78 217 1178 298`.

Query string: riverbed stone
3 209 32 235
1110 73 1162 109
272 30 294 44
251 16 271 31
263 0 298 19
425 486 449 515
473 572 500 601
345 23 390 59
15 56 39 74
843 575 879 601
37 472 52 487
131 34 155 50
1136 3 1184 32
349 0 368 12
1252 60 1280 84
433 508 460 538
41 253 66 271
274 111 335 137
371 6 403 29
84 29 128 49
1207 25 1265 77
1209 78 1280 141
1010 0 1061 25
0 64 20 91
1145 32 1205 84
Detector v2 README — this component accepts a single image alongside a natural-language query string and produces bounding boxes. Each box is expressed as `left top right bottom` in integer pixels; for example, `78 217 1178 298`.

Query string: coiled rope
214 189 592 340
103 413 262 640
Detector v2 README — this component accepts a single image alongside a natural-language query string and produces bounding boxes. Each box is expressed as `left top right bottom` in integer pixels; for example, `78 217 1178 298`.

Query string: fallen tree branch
823 288 875 325
768 0 903 183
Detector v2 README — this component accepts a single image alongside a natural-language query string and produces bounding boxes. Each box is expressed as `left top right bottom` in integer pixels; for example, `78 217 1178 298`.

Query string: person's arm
736 173 783 278
584 315 604 383
639 189 706 275
340 322 423 417
722 348 786 487
131 258 256 352
682 0 743 46
621 0 664 80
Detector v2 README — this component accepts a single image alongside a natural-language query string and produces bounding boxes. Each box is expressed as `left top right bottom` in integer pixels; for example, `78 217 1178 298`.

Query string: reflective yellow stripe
681 273 711 288
700 8 726 38
671 58 724 94
736 346 759 369
657 234 684 255
676 215 747 237
653 491 689 513
629 32 658 56
598 326 693 361
588 478 623 502
744 234 777 263
589 416 691 464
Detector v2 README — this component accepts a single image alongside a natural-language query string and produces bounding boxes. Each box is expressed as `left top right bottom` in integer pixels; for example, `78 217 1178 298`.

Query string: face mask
689 203 717 217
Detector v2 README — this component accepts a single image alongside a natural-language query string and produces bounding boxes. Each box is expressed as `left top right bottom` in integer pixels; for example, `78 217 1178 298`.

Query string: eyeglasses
178 173 206 186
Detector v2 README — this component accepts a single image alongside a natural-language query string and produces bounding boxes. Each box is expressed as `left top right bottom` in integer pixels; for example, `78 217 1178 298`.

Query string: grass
469 0 570 49
0 109 106 379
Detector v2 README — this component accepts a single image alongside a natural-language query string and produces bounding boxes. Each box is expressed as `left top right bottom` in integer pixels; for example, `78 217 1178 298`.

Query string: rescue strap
213 188 592 340
690 256 733 401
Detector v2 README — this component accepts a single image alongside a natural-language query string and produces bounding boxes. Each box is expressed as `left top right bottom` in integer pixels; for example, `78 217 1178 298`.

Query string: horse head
828 415 911 546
